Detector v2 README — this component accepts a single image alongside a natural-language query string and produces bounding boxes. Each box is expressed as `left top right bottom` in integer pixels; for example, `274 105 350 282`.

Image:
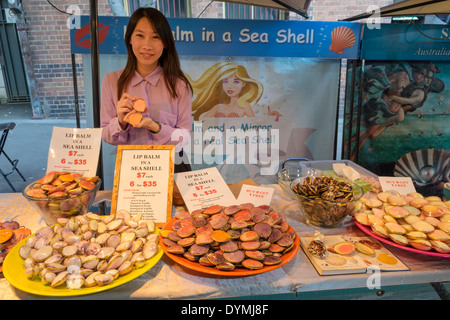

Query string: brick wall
309 1 393 21
22 0 112 119
22 0 393 119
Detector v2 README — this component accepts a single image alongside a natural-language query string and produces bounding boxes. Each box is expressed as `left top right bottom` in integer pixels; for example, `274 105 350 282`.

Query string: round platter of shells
159 203 300 276
3 211 164 296
353 191 450 258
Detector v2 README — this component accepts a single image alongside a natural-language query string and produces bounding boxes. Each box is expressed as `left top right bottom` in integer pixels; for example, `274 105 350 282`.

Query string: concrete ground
0 102 85 194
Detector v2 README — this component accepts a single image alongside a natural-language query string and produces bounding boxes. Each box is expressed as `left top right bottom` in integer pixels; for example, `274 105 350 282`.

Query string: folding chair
0 122 26 192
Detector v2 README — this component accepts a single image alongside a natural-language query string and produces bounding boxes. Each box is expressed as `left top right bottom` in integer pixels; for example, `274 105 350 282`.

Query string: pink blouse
100 66 192 152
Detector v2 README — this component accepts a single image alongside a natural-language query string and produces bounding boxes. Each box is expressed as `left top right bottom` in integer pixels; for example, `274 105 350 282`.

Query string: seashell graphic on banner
394 148 450 193
329 26 356 54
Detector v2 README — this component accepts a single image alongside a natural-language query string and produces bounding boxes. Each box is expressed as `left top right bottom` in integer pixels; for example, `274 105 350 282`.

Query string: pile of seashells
291 176 362 227
355 192 450 253
18 210 159 289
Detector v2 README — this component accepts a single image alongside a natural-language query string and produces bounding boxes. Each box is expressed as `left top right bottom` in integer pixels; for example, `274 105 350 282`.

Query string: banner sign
70 16 361 59
361 23 450 61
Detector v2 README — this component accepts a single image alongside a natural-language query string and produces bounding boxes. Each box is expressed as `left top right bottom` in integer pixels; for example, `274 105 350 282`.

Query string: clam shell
82 255 100 269
94 273 114 286
47 262 66 273
66 274 85 290
24 257 36 269
85 271 102 287
106 234 121 248
95 233 111 245
97 246 115 259
19 245 32 259
43 271 56 285
121 231 136 243
107 219 123 231
33 245 53 262
84 242 101 255
142 242 158 260
118 260 133 275
116 209 131 220
106 255 125 270
106 269 120 280
26 236 37 248
51 271 69 287
62 245 78 257
44 253 63 265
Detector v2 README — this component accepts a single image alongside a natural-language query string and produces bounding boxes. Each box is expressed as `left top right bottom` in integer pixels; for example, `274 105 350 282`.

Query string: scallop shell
329 26 356 54
393 148 450 196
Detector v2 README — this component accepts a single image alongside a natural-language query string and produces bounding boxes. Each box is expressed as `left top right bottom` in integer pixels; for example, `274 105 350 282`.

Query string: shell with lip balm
354 191 450 253
18 210 159 289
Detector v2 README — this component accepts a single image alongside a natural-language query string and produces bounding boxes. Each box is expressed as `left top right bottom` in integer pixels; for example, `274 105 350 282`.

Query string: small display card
174 167 236 213
300 235 409 276
46 127 103 177
111 145 174 227
236 184 274 206
379 176 416 195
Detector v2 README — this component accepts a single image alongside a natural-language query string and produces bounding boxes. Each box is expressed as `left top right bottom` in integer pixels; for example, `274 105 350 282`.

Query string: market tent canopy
219 0 312 18
343 0 450 21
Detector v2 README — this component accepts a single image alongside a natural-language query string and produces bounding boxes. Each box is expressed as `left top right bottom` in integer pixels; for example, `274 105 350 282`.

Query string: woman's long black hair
117 7 192 100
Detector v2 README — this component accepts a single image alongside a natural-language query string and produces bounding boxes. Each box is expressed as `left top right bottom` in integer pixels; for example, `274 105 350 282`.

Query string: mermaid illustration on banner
188 61 264 121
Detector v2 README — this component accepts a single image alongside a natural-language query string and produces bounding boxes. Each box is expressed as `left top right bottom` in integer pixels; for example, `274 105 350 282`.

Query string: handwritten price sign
379 176 416 195
46 127 102 176
236 184 274 206
174 167 236 213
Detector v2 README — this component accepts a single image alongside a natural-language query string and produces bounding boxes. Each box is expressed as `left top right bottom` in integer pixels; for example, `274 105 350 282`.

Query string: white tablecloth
0 186 449 300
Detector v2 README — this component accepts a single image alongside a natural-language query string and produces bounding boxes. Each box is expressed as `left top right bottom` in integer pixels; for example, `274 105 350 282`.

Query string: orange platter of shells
353 191 450 258
159 203 299 276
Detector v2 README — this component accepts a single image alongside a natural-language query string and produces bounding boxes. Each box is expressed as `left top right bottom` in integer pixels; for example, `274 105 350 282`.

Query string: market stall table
0 186 449 300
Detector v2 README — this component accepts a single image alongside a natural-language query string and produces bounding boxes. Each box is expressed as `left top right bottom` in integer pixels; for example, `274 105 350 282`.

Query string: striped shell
394 148 450 187
329 26 356 54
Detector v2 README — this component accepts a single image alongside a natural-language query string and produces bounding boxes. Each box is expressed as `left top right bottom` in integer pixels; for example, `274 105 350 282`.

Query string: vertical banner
346 61 450 196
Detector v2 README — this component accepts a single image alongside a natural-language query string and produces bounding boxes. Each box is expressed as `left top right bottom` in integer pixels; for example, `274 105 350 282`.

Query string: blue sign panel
361 23 450 61
70 16 361 59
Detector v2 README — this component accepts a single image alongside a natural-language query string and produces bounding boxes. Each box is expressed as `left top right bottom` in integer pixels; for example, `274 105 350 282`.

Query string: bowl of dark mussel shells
290 175 364 228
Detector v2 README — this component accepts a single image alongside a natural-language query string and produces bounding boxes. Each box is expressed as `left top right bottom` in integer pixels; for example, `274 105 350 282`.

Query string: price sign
379 176 416 195
111 145 174 227
236 184 274 206
46 127 102 176
174 167 236 213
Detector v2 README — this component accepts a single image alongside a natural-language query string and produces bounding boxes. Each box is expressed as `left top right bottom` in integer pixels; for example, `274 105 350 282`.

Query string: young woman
100 7 192 172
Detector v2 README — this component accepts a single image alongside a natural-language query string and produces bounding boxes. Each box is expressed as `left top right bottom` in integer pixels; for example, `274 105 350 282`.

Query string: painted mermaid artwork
188 61 264 121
